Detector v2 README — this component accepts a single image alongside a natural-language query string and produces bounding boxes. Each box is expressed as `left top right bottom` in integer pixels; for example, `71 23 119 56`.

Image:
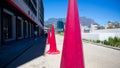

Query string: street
7 35 120 68
83 42 120 68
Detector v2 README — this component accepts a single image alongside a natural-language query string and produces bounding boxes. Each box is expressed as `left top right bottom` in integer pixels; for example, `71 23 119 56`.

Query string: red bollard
47 29 51 44
46 25 60 55
60 0 85 68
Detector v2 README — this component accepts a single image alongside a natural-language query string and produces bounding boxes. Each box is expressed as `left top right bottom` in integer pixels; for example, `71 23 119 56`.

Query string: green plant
82 37 120 48
96 40 100 43
100 41 104 44
115 42 120 47
108 37 113 46
103 40 110 45
92 40 96 43
106 37 120 47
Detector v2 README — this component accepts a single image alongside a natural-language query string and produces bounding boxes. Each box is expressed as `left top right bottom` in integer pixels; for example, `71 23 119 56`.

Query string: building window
0 7 2 44
29 23 31 37
31 0 37 8
23 0 37 16
3 9 15 41
31 24 34 37
16 17 23 39
24 20 28 38
23 21 27 38
28 23 30 38
3 12 12 39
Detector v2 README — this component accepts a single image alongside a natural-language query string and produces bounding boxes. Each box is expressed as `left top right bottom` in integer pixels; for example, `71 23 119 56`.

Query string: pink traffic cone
47 29 51 44
46 25 60 54
60 0 85 68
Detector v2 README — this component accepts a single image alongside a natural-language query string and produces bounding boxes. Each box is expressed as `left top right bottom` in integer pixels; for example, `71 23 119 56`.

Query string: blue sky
44 0 120 25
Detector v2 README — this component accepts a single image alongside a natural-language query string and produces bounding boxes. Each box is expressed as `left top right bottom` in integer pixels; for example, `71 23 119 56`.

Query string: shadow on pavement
1 35 47 68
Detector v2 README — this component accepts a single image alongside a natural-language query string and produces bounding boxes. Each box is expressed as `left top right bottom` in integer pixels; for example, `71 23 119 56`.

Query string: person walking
34 31 37 40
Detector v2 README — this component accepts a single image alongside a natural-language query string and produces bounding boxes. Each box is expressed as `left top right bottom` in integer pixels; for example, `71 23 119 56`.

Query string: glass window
31 24 34 37
3 12 13 39
23 0 37 16
32 0 37 7
28 23 30 37
23 21 27 38
0 8 1 44
16 18 22 38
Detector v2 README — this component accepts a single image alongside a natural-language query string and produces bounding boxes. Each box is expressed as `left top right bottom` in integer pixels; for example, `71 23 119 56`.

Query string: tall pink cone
47 29 51 44
60 0 85 68
46 25 60 54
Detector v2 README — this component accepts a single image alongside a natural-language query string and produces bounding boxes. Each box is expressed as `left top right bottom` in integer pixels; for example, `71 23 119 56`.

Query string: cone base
46 41 50 45
46 50 60 55
46 41 49 45
46 43 50 45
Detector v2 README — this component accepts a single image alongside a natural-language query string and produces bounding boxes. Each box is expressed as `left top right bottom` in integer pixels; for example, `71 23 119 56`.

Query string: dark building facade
0 0 44 45
56 20 64 33
57 20 64 29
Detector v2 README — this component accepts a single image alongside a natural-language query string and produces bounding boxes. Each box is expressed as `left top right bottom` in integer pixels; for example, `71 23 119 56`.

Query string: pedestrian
34 31 37 40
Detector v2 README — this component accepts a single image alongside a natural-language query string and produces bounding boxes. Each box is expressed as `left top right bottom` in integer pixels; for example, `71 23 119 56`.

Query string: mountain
45 17 99 28
80 17 98 27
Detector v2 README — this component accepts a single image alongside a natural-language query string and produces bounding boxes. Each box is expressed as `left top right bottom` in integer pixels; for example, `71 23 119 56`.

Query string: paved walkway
6 35 120 68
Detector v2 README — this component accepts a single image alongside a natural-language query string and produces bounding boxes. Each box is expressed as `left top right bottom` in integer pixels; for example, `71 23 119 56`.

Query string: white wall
82 33 99 40
82 28 120 41
91 28 120 34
